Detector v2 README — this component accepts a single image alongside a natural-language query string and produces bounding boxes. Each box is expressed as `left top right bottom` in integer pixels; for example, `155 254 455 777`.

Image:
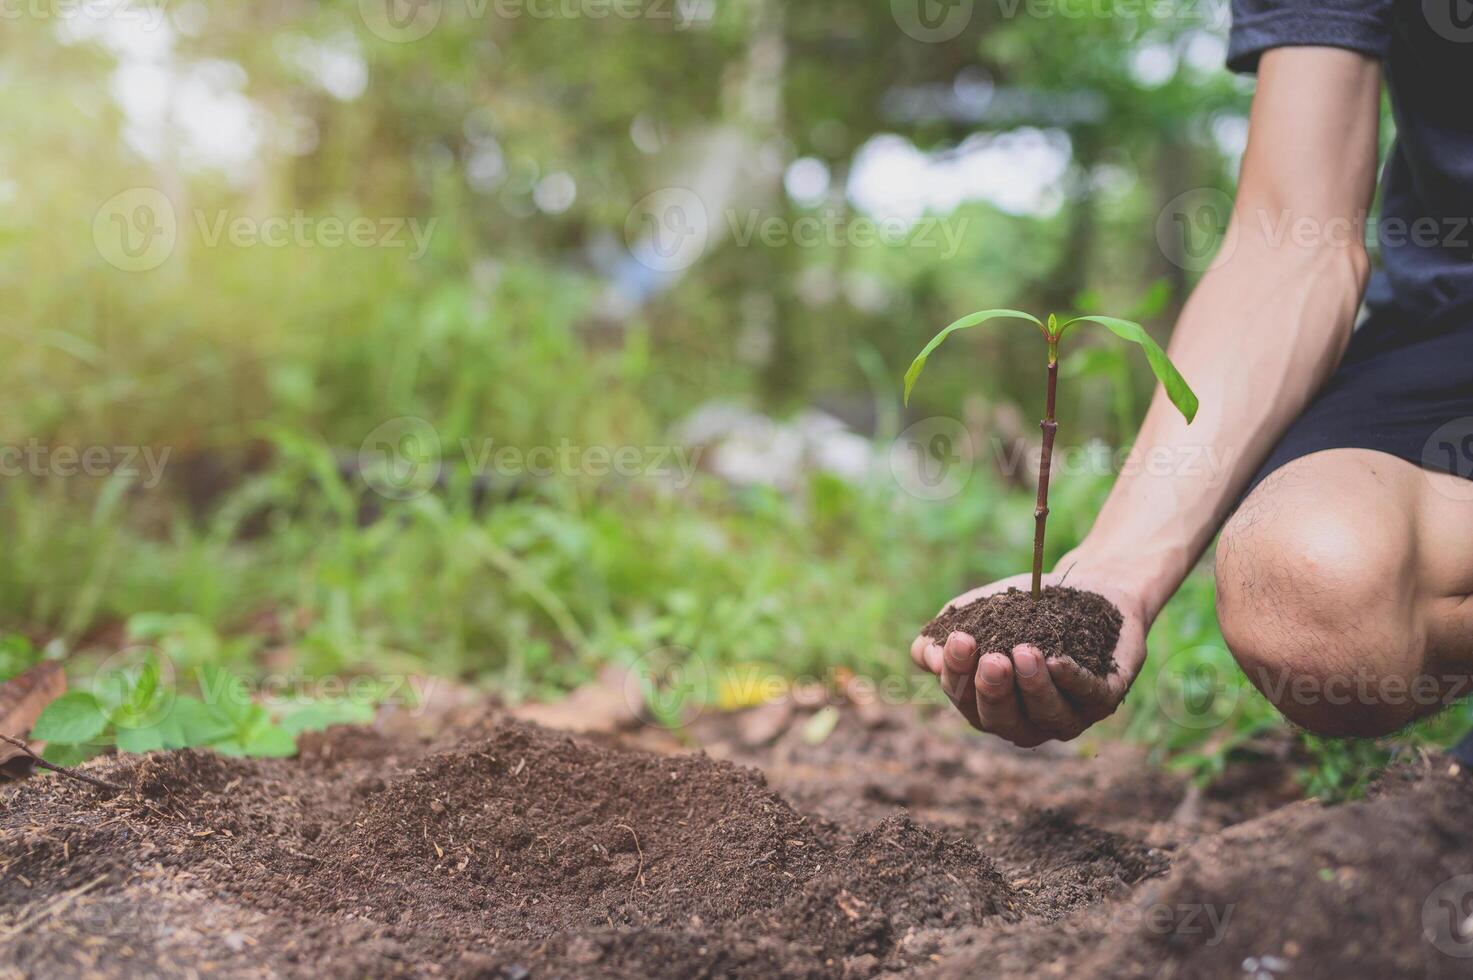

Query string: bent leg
1215 449 1473 737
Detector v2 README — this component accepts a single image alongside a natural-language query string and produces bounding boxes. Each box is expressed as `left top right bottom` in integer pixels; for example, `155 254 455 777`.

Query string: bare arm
916 47 1383 745
1063 46 1381 621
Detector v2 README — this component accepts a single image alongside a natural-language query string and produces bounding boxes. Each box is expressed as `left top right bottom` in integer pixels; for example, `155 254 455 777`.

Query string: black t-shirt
1229 1 1473 332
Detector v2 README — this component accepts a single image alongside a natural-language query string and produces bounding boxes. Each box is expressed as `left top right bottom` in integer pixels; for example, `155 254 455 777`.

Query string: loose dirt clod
922 586 1122 676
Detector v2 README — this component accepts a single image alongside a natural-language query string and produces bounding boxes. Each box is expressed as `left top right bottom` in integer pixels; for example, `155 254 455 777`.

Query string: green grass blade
902 309 1043 405
1061 315 1198 423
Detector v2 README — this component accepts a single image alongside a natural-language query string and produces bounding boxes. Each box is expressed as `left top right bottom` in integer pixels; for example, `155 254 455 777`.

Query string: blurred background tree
2 0 1246 448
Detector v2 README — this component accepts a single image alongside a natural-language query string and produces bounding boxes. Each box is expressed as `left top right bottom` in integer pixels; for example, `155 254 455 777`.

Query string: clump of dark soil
922 586 1122 676
3 703 1471 980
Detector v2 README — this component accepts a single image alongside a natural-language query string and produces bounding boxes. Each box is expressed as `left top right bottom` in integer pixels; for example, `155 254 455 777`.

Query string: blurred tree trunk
732 0 802 407
1038 132 1099 315
1152 137 1195 321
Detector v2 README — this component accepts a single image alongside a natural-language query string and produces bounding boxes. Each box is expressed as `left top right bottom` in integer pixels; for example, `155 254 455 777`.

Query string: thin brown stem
1031 355 1059 600
0 733 124 792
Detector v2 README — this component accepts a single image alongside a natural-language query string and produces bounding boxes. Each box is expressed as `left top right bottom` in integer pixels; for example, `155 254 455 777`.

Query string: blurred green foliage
1 2 1464 788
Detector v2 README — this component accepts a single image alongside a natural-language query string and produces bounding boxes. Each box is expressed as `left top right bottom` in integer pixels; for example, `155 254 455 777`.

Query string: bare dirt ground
3 696 1472 979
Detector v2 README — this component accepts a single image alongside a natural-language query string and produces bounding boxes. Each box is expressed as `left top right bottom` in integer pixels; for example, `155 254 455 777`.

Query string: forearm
1063 235 1367 619
1061 47 1381 621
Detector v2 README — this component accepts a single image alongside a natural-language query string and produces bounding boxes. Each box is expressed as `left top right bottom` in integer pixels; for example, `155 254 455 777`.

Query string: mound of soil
0 718 1020 979
930 761 1473 980
3 701 1471 979
922 586 1122 676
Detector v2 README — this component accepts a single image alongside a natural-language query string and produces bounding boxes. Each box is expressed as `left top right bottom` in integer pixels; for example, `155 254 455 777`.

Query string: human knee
1214 492 1422 736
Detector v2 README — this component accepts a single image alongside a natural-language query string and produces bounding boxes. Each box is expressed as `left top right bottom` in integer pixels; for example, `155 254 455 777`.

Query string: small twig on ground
0 734 124 793
615 823 646 891
0 873 110 941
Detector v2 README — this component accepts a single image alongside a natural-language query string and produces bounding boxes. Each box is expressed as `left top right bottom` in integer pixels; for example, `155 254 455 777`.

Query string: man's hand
904 50 1381 748
909 570 1150 747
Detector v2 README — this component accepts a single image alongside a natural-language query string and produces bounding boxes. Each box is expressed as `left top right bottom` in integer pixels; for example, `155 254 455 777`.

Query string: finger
974 653 1036 744
1012 645 1086 740
910 634 929 670
941 631 978 680
1047 656 1119 722
939 632 980 728
924 640 945 675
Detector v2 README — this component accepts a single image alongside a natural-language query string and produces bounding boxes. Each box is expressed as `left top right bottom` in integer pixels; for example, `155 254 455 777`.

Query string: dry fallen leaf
510 665 638 735
735 700 793 747
0 660 67 779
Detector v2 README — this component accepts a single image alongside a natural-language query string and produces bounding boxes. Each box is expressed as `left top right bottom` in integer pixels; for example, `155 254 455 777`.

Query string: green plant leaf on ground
114 722 171 754
114 696 237 753
903 309 1044 405
278 701 375 736
195 663 255 724
30 691 108 744
174 696 240 745
1061 315 1199 423
214 707 297 758
250 726 299 757
41 742 103 767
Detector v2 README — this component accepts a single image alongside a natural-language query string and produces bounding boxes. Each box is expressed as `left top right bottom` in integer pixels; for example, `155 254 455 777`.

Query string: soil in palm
922 586 1122 677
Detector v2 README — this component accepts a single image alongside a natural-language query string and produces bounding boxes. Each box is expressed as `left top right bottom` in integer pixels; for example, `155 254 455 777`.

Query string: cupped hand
908 570 1150 747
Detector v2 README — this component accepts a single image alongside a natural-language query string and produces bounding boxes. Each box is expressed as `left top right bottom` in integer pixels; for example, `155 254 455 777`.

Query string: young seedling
904 309 1198 600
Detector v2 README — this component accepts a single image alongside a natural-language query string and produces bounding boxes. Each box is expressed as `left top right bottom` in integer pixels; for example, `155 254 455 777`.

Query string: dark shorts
1244 311 1473 499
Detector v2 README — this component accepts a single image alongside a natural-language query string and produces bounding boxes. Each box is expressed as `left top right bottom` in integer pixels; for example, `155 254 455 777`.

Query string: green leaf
902 309 1043 405
240 723 298 758
209 699 298 758
171 697 236 746
115 697 236 753
126 661 160 713
194 663 255 725
1060 315 1199 423
115 722 172 754
277 701 375 737
216 706 297 758
41 742 102 768
30 692 108 745
124 611 182 640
